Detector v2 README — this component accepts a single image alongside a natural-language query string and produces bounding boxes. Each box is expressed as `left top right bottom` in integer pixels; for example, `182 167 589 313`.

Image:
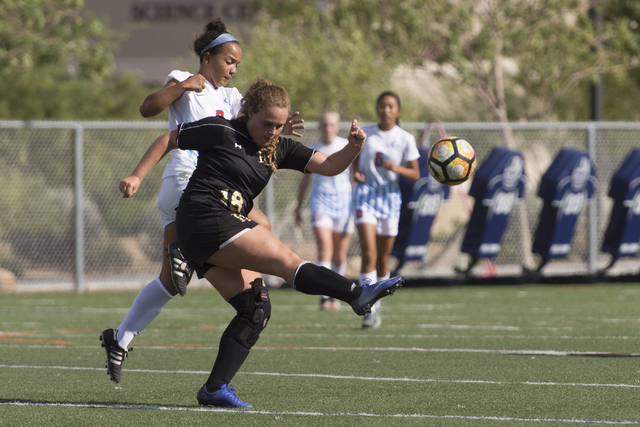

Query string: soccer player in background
353 91 420 328
294 111 354 311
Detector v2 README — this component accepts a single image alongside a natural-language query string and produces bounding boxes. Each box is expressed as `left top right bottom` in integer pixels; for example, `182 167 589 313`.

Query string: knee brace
228 278 271 349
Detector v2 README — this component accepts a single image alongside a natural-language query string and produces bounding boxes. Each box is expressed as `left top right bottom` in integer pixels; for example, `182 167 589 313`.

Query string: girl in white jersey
353 91 420 328
100 20 303 385
294 112 354 311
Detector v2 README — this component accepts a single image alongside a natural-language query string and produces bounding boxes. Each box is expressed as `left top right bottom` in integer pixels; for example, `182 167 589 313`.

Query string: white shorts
354 210 399 237
157 173 191 228
310 212 354 234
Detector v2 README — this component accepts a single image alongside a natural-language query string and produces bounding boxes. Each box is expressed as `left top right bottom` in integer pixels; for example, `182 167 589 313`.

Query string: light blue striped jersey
308 137 353 218
353 124 420 219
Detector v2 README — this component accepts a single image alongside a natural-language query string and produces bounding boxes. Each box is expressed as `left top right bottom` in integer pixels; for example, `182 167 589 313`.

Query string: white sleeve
404 133 421 163
228 87 243 119
165 70 192 86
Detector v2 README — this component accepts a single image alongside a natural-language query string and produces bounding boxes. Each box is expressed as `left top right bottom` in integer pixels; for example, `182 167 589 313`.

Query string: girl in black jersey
122 81 404 408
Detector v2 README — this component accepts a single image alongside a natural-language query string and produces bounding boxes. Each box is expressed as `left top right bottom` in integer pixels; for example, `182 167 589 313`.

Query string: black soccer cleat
100 328 130 384
350 276 404 316
167 242 193 297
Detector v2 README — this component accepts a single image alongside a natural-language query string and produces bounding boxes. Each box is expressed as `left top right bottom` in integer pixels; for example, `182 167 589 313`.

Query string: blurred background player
353 91 420 328
100 19 303 385
294 111 354 311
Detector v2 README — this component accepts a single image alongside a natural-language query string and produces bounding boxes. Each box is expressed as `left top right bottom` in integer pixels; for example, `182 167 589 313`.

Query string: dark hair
376 91 402 125
193 18 240 61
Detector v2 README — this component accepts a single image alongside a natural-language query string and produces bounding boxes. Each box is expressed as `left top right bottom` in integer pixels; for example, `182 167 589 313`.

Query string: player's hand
354 171 366 183
383 160 397 172
283 111 305 137
182 74 206 92
119 176 141 198
348 120 366 150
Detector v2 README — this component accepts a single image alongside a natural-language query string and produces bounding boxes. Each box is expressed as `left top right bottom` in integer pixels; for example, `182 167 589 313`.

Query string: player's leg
355 214 383 328
197 268 263 408
168 205 271 296
207 225 402 315
100 221 179 383
375 234 397 278
364 220 399 329
356 219 378 282
100 176 183 383
311 214 335 309
247 206 271 231
331 215 353 276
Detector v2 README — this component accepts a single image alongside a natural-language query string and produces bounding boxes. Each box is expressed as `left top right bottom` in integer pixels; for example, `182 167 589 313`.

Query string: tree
0 0 157 119
249 0 639 122
233 5 394 121
249 0 639 268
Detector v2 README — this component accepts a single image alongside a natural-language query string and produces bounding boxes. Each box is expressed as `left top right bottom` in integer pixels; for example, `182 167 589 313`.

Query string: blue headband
200 33 238 57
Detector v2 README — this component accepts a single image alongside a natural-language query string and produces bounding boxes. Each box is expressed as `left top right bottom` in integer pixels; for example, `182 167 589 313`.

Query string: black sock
292 263 362 303
205 292 252 392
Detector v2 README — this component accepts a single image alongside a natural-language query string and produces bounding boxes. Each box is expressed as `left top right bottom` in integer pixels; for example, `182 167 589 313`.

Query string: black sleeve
176 116 232 151
277 138 316 173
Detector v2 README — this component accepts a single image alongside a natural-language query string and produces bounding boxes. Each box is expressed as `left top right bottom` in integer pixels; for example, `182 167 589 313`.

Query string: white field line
1 364 639 389
1 342 639 357
0 401 639 424
4 330 640 341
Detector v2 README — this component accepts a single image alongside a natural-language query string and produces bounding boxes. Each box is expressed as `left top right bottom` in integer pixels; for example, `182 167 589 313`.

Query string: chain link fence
1 120 639 291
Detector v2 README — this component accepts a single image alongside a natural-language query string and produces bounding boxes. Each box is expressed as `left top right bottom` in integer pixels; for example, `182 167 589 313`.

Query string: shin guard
206 279 271 391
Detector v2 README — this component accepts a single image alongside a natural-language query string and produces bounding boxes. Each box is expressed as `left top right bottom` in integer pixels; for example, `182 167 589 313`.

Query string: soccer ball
427 137 476 186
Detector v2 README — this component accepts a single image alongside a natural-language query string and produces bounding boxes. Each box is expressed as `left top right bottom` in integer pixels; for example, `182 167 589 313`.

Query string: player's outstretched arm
119 131 178 198
306 120 366 177
139 75 206 117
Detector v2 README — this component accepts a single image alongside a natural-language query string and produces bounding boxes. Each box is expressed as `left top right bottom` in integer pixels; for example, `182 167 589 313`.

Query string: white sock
117 277 173 349
359 271 377 287
377 273 390 282
317 260 331 269
331 262 347 276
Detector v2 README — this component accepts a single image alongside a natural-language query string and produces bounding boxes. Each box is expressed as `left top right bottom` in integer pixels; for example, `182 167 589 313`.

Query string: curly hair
239 79 291 174
193 18 240 60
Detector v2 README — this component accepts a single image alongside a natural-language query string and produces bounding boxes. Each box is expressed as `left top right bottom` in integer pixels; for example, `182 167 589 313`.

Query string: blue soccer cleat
197 384 253 408
351 276 404 316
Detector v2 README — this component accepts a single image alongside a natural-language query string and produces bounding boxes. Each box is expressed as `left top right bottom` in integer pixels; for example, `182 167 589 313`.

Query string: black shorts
176 201 258 277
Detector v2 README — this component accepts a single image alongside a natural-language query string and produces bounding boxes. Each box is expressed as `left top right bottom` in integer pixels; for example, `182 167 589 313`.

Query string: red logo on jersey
215 110 224 117
355 210 363 218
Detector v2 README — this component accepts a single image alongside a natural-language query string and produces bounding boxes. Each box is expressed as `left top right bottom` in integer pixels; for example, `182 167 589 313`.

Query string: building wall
84 0 252 82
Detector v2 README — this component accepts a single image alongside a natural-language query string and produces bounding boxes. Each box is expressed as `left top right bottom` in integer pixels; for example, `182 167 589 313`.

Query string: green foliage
234 7 393 121
250 0 640 121
0 1 161 119
0 0 114 79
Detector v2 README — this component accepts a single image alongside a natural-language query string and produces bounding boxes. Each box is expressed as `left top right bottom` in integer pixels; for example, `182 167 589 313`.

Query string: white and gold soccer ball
427 137 476 186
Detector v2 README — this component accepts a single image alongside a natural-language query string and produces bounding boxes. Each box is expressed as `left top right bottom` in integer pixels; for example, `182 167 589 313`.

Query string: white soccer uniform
307 137 354 233
353 124 420 232
158 70 243 227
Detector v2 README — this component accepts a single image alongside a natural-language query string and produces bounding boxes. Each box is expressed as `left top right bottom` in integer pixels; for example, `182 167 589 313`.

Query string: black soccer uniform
175 116 315 275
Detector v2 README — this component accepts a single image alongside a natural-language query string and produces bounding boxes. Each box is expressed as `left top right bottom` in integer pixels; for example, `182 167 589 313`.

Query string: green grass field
1 283 640 426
